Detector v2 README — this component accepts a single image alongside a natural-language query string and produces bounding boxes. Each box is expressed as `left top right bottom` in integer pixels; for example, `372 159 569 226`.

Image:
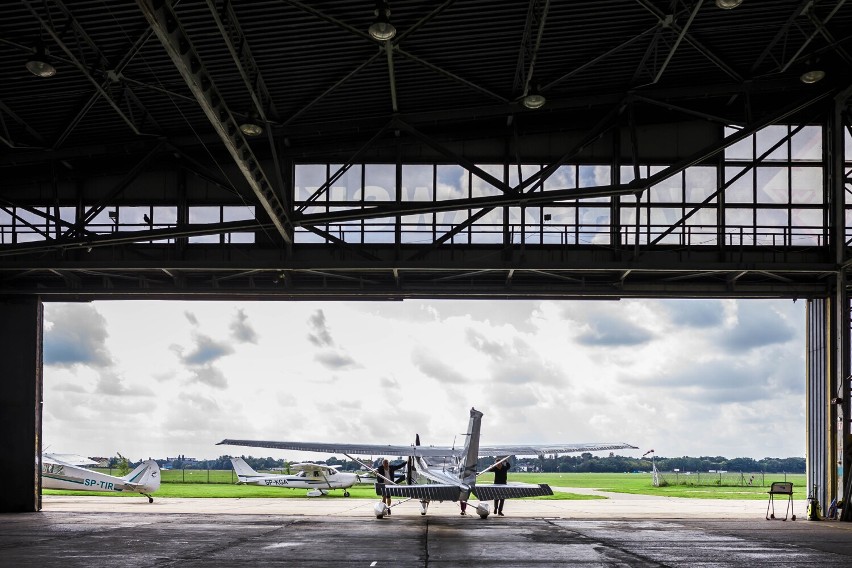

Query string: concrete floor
2 494 851 567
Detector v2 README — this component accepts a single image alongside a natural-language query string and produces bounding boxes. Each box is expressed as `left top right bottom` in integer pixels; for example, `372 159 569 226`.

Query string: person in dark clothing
492 458 510 516
377 458 405 514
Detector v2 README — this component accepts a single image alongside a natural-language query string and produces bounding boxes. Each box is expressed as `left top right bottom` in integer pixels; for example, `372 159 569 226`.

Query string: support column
807 298 833 510
0 297 43 512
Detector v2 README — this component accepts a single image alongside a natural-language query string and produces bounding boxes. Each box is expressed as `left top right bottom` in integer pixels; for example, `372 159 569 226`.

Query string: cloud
184 311 199 326
94 372 155 397
411 346 469 384
315 351 357 370
307 309 334 347
230 309 258 344
380 376 400 389
718 302 795 352
44 304 112 367
173 333 234 365
52 382 87 393
575 312 653 346
187 366 228 389
660 300 725 328
466 329 566 386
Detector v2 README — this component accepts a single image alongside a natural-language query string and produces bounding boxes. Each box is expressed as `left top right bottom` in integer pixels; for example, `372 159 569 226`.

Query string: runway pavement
2 491 851 567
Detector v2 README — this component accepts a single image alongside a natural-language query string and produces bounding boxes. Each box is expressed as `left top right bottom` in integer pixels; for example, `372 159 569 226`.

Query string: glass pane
510 164 542 188
471 164 503 198
189 206 220 223
756 167 788 203
756 208 788 227
328 164 362 202
436 165 466 200
725 126 752 160
364 164 395 202
295 164 326 201
791 126 822 161
544 165 575 190
791 167 823 204
755 125 788 161
685 166 716 202
649 171 682 203
725 168 753 203
402 165 433 202
579 165 610 188
223 206 255 221
153 206 177 224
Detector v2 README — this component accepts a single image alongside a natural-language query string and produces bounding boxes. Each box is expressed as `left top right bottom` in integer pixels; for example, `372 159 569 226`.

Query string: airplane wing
43 453 99 467
290 462 338 473
218 439 463 458
376 483 463 502
472 483 554 500
477 442 638 456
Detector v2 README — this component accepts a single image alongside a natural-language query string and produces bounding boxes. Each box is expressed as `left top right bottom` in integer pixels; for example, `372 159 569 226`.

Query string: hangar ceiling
1 0 851 299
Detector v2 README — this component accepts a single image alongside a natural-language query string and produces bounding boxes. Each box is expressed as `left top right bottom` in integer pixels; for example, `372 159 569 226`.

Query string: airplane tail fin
122 459 161 493
230 457 263 480
459 408 483 485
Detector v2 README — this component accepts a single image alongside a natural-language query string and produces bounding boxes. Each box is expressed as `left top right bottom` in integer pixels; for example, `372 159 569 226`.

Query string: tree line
160 453 805 474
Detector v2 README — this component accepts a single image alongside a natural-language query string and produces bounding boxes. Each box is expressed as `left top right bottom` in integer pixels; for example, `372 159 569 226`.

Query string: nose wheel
344 490 350 497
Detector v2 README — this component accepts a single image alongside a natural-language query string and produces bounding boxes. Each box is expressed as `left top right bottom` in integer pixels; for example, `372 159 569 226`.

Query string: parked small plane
219 407 637 518
230 457 361 497
41 454 161 503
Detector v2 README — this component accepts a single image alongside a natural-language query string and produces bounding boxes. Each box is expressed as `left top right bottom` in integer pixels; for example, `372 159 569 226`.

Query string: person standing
377 458 404 515
493 458 510 516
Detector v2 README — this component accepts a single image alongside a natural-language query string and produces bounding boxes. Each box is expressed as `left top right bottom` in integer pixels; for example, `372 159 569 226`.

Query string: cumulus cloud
307 310 334 347
466 329 566 386
230 309 258 344
184 311 199 326
315 351 358 370
44 304 112 367
94 372 155 397
52 382 87 393
411 346 469 384
717 302 795 352
660 300 725 328
380 376 400 389
575 312 653 346
173 333 234 365
186 366 228 389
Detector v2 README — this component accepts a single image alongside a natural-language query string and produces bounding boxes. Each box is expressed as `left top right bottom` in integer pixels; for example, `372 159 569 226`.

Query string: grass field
43 471 808 500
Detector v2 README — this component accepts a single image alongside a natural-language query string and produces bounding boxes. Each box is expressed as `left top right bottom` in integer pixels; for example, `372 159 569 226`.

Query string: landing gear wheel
344 491 350 497
148 497 153 503
792 515 796 521
770 514 775 519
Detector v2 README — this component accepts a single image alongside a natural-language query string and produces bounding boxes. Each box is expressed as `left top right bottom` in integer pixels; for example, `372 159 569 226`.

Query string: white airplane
219 407 637 519
41 454 161 503
229 457 361 497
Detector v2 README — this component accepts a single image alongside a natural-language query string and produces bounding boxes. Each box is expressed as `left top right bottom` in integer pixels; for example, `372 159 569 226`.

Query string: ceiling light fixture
715 0 743 8
369 1 396 41
800 57 826 84
522 85 546 110
26 45 56 78
239 111 263 137
800 69 825 84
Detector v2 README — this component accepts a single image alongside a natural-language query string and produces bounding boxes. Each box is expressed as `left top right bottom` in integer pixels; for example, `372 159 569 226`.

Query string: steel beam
136 0 292 245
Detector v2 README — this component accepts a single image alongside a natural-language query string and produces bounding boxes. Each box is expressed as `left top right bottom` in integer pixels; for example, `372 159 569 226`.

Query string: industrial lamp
522 86 546 110
369 1 396 41
239 112 263 137
715 0 743 8
800 57 826 84
26 46 56 78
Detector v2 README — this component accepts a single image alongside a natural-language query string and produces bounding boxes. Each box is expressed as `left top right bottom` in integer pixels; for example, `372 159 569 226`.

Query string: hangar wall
0 297 42 512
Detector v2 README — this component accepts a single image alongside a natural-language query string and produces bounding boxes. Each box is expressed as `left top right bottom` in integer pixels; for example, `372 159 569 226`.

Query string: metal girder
136 0 292 246
648 0 703 86
543 25 658 92
779 0 848 73
634 0 743 83
22 0 158 148
519 0 550 98
395 48 509 103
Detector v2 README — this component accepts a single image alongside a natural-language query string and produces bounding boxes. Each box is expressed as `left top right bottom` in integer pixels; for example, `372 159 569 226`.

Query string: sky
41 298 806 463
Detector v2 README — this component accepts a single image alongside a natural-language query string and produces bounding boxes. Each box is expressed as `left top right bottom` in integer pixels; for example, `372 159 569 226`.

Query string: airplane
219 407 637 519
229 457 361 497
41 453 161 503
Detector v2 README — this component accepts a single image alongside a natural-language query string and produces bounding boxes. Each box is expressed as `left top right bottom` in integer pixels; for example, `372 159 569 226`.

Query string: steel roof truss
136 0 292 245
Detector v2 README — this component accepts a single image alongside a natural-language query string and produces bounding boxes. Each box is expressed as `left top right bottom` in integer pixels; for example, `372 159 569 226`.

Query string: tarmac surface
2 490 852 567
